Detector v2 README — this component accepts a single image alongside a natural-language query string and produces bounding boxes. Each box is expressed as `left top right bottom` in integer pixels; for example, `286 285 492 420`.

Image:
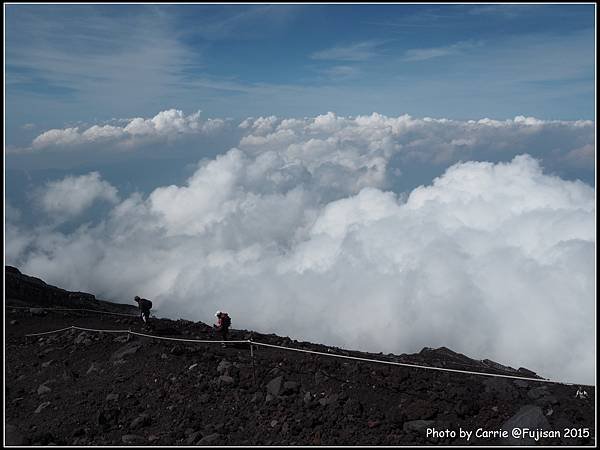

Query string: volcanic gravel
5 306 596 446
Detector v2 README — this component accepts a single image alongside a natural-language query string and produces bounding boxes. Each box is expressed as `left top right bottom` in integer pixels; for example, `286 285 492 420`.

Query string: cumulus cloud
7 147 595 384
22 110 595 186
235 112 595 188
28 109 228 151
36 172 119 218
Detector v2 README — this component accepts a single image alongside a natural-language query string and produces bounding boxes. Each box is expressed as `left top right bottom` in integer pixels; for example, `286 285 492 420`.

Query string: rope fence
21 324 592 387
247 340 582 385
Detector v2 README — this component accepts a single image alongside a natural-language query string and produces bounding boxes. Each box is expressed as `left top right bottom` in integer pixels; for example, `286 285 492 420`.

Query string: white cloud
23 110 595 186
37 172 119 218
32 127 82 149
322 65 361 80
27 109 229 151
563 143 595 169
310 40 386 61
402 40 483 62
81 125 125 142
236 112 595 185
8 147 595 384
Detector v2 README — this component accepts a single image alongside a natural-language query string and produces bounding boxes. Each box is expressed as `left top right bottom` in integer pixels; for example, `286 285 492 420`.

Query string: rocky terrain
4 266 596 446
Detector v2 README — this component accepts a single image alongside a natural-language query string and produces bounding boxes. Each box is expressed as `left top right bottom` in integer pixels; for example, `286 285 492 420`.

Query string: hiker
134 296 153 326
213 311 231 346
575 386 589 399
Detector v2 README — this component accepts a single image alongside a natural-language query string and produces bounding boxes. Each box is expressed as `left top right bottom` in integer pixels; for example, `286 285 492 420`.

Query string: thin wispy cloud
361 8 472 30
176 4 299 41
402 40 484 62
6 6 204 111
321 65 361 80
310 40 387 62
5 5 594 132
467 4 538 18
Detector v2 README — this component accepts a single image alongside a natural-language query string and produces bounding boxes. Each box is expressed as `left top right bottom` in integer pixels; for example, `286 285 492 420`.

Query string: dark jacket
136 298 152 311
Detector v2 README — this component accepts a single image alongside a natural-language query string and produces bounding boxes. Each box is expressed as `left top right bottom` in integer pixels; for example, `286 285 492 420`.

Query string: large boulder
266 376 283 396
111 342 142 361
403 420 435 433
501 405 550 445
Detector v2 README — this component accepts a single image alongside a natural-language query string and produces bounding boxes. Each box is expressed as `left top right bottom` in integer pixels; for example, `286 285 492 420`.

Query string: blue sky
5 3 595 146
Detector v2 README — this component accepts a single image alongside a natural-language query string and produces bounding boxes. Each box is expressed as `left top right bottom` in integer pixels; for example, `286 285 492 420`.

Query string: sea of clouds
6 110 596 384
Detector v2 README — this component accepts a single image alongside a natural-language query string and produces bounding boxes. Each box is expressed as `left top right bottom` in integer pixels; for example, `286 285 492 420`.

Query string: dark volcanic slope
4 268 596 446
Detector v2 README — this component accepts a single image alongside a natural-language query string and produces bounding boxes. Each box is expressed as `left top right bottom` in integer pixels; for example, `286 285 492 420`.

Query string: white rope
25 326 76 337
72 326 132 334
25 326 246 344
249 341 581 386
23 325 591 386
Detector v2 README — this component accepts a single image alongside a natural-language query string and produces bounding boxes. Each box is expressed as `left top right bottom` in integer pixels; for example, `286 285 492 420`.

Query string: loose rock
403 420 435 433
35 402 51 413
197 433 220 445
37 384 52 395
266 376 283 396
217 360 232 374
502 405 550 445
219 375 235 385
122 434 146 444
111 342 142 361
130 414 151 429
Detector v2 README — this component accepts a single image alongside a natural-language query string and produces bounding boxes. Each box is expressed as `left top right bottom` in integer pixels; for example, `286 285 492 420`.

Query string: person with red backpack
213 311 231 347
134 296 153 326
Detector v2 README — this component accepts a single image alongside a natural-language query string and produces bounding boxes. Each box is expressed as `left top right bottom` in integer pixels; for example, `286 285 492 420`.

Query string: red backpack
221 313 231 328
